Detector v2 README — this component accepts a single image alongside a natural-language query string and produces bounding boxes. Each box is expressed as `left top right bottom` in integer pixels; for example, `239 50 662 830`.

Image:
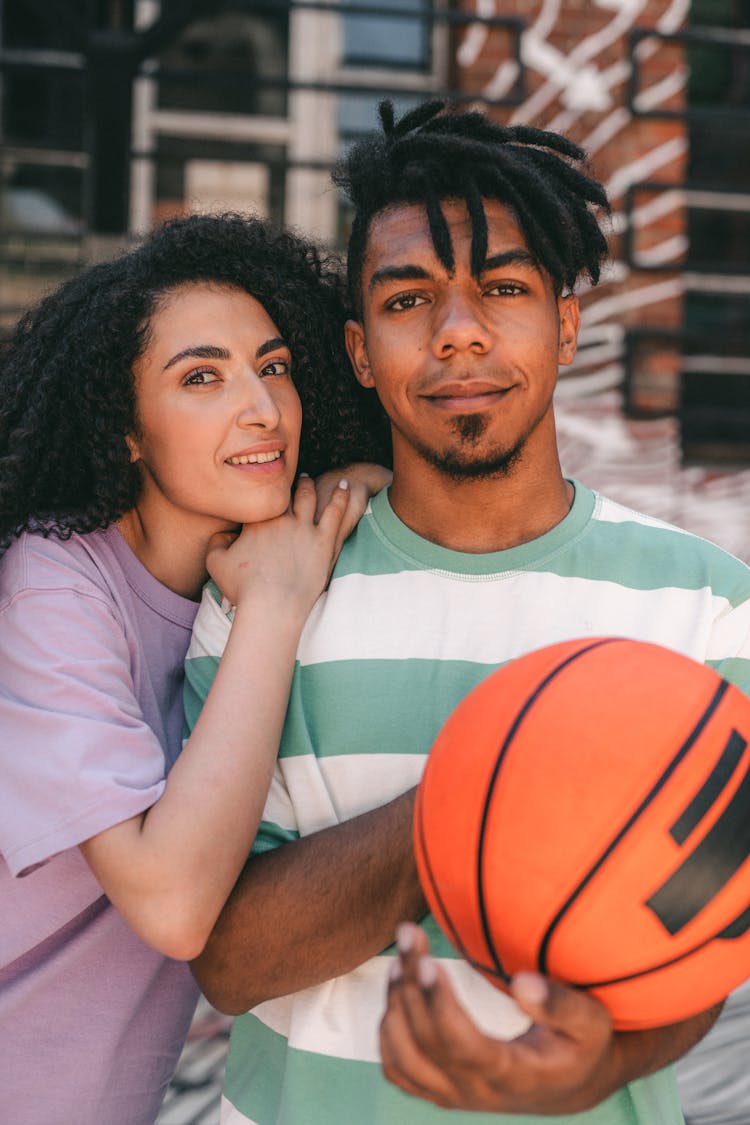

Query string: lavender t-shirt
0 526 200 1125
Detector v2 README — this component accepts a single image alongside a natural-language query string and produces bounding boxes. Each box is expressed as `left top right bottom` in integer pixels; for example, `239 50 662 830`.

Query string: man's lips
422 381 515 409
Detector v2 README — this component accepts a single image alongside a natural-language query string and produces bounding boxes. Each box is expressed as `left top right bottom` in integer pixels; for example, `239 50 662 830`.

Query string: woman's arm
79 477 350 960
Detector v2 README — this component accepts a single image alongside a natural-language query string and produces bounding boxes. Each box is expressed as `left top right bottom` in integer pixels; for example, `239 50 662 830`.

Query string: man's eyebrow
483 250 540 272
163 337 287 371
367 253 539 293
368 265 432 292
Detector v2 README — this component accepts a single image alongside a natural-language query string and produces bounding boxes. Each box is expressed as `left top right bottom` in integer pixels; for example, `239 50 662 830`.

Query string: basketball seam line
537 678 730 979
475 638 619 983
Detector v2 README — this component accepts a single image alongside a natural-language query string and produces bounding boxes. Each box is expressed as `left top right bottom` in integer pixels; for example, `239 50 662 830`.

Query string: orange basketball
414 637 750 1029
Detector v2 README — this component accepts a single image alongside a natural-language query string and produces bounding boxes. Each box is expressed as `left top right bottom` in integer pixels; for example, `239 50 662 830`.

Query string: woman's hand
206 473 350 614
315 462 392 557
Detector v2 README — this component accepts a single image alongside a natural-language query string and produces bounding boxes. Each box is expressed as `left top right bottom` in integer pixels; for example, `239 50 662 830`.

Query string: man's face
345 198 579 482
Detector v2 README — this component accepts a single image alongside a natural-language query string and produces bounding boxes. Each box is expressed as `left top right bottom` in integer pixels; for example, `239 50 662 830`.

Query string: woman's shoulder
0 527 118 607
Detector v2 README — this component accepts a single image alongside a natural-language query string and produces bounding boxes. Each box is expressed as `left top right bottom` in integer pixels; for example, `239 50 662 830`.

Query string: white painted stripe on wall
657 0 690 34
555 365 625 397
582 278 683 326
605 136 688 202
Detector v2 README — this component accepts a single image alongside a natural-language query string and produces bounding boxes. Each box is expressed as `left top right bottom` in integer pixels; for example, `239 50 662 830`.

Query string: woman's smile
128 282 302 537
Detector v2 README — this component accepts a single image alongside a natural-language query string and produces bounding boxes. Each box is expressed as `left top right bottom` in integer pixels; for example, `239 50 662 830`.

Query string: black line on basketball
647 757 750 934
670 728 746 845
476 638 618 982
537 678 731 976
414 779 479 972
575 898 750 989
717 902 750 939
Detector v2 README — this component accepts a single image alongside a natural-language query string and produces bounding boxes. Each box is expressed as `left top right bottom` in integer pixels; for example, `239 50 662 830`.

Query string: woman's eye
387 292 427 312
260 359 290 378
182 367 218 386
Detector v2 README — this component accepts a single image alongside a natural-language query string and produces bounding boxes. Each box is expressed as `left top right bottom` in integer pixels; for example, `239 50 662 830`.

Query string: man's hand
380 922 721 1115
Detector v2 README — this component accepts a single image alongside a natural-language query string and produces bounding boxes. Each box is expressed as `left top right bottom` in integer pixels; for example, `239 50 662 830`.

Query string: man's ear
345 319 374 388
557 294 580 367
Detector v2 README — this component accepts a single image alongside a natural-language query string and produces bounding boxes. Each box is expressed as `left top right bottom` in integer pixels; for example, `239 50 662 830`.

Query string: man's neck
388 459 574 555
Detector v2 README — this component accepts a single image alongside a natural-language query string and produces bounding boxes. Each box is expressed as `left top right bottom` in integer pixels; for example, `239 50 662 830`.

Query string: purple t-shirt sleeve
0 578 167 877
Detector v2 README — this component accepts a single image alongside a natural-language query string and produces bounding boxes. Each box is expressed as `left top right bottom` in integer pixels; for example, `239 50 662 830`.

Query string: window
157 6 289 118
342 0 431 70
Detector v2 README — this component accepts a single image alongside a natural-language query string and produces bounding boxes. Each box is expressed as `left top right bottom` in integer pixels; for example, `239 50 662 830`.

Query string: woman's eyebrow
163 337 288 371
163 344 230 370
256 336 288 359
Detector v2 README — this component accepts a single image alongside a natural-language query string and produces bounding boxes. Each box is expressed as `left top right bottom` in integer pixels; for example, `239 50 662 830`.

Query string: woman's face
128 282 302 535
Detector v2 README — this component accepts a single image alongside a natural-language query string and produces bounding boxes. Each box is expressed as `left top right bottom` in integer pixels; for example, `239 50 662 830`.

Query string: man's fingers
510 972 612 1045
395 921 429 963
380 978 461 1108
393 925 497 1070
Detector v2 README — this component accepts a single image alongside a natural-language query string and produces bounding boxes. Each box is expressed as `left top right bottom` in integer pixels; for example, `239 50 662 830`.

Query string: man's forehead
362 197 529 273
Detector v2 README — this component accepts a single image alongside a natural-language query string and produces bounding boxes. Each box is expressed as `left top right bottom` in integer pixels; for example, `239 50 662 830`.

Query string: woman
0 213 390 1125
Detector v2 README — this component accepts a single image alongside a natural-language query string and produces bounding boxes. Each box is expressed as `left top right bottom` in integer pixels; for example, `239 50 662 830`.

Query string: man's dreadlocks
333 99 610 316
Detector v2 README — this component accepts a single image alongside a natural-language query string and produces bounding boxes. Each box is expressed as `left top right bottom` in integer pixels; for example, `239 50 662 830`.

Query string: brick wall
453 0 688 413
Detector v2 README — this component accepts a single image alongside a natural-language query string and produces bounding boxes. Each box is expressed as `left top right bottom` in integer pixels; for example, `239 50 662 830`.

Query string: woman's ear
345 319 375 389
125 433 141 464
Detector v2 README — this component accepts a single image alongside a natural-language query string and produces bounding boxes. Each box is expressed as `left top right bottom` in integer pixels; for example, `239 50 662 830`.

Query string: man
185 101 750 1124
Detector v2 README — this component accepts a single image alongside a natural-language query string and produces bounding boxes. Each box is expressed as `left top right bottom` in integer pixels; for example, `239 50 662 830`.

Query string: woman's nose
235 372 282 429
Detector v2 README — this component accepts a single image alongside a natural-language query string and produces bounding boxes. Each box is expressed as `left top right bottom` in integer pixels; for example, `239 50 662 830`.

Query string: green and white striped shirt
185 482 750 1125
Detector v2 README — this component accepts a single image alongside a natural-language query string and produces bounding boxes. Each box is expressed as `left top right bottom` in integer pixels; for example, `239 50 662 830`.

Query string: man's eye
183 368 218 386
260 359 290 378
387 293 427 311
486 281 525 296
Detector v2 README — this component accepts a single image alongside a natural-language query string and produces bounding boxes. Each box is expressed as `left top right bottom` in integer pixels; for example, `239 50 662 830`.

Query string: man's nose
431 291 492 357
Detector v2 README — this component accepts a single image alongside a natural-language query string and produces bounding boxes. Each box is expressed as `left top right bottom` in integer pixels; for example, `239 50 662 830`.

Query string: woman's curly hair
0 212 390 546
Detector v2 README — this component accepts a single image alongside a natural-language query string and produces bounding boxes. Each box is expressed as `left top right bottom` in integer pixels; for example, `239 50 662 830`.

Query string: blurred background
1 1 749 1118
3 0 750 560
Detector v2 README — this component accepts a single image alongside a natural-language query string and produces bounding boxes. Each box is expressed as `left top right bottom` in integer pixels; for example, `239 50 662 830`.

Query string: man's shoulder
585 488 750 595
592 490 724 543
329 494 417 583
